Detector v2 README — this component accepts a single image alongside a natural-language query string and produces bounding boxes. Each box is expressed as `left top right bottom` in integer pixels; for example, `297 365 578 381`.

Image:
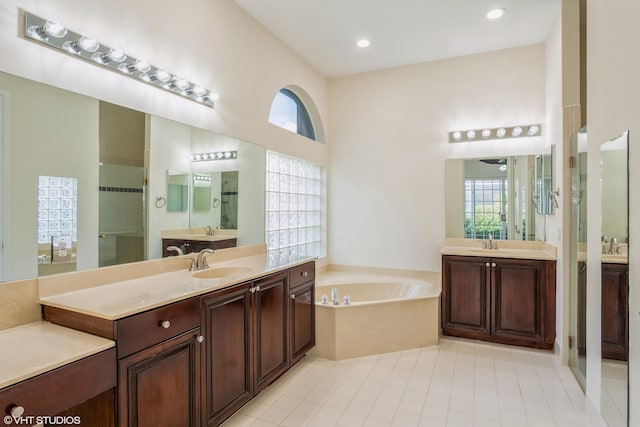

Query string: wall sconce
449 124 542 143
191 151 238 162
23 12 218 108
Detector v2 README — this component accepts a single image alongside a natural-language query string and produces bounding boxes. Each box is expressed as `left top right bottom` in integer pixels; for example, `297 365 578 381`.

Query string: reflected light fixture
24 12 217 108
191 151 238 162
448 124 542 143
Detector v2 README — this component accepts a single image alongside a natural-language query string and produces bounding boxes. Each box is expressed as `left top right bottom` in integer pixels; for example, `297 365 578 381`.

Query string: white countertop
0 321 114 389
441 238 557 261
39 253 315 320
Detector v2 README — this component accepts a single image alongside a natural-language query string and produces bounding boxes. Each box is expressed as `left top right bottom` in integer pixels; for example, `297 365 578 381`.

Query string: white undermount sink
192 266 253 279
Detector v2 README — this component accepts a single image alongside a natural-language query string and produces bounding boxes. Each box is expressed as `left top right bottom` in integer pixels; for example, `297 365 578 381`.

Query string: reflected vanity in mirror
445 151 553 242
0 69 267 282
600 131 629 427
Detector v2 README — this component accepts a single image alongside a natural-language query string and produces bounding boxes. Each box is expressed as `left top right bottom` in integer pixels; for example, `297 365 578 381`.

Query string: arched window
268 86 324 142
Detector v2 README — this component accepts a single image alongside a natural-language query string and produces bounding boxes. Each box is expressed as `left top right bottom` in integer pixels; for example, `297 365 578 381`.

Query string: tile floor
221 338 591 427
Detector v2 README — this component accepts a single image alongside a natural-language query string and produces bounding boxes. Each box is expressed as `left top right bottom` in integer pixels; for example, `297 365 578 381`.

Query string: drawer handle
301 271 308 277
196 335 204 343
159 320 171 329
290 294 296 300
8 405 25 418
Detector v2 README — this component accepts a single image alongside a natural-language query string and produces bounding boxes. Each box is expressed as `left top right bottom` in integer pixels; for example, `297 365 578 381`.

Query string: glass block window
266 151 322 261
38 176 78 244
464 178 508 239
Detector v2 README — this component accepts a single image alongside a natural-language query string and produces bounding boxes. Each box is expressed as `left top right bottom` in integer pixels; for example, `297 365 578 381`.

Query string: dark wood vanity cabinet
118 330 202 427
442 255 556 349
601 263 629 361
43 261 316 427
0 349 116 426
162 238 237 257
201 270 293 426
289 262 316 364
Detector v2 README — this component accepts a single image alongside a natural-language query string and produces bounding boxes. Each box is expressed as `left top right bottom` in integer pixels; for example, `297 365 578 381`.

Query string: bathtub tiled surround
313 268 441 360
441 237 557 260
221 338 590 427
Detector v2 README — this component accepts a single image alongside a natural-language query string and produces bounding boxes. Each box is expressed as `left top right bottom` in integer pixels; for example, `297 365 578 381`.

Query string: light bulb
134 59 151 73
173 78 189 90
496 128 506 138
481 129 491 139
527 125 540 136
108 48 127 63
78 35 100 52
486 8 506 20
192 85 206 96
452 131 462 141
44 19 67 38
466 130 476 140
155 69 171 83
512 126 523 137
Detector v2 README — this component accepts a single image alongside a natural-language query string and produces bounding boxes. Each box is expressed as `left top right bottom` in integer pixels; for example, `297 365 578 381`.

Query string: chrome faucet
195 248 215 270
204 225 214 236
609 237 618 255
483 233 498 250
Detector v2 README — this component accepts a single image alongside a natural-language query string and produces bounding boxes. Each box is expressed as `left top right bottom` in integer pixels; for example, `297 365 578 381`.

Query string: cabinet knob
8 405 25 418
301 271 308 277
196 335 204 343
159 320 171 329
290 294 296 300
255 285 261 292
249 287 255 294
492 263 496 267
485 262 490 267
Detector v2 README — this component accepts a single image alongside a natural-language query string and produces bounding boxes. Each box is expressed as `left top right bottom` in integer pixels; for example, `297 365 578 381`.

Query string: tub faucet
195 248 215 270
331 287 340 305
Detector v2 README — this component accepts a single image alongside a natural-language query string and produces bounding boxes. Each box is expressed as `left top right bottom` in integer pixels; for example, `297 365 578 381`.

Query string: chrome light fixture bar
191 151 238 162
24 12 217 108
448 124 542 143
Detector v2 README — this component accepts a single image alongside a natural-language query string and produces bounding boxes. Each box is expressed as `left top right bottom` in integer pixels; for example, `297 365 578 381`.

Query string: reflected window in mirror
38 175 77 276
266 151 323 261
446 155 546 241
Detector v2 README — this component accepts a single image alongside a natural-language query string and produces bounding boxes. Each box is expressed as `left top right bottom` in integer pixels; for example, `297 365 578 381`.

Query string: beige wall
328 44 547 271
588 0 640 424
0 72 99 281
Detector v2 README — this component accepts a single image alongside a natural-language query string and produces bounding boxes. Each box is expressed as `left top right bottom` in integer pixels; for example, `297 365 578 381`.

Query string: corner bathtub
312 274 441 360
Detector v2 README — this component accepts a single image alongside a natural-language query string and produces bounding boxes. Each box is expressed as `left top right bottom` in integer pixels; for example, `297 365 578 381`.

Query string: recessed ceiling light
356 39 370 48
486 8 506 20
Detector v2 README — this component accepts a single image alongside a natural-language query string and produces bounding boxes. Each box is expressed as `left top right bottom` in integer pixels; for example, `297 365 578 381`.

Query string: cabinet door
253 271 289 392
289 280 315 364
491 258 550 347
201 283 252 427
118 329 201 427
601 263 628 361
441 255 491 338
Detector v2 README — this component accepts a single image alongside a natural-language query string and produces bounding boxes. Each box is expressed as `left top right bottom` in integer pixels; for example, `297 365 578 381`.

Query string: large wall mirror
445 151 553 241
0 69 267 282
600 131 629 427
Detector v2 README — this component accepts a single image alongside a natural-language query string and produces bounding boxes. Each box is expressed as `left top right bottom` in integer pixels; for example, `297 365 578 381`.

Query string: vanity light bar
23 12 218 108
191 151 238 162
193 174 212 182
448 124 542 143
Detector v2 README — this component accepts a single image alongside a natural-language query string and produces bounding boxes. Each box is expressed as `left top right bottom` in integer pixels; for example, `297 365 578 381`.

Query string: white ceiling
234 0 562 77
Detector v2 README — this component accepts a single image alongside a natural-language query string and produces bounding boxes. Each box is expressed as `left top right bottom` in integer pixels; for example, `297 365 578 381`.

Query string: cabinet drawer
289 262 315 288
1 348 116 419
116 298 199 358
